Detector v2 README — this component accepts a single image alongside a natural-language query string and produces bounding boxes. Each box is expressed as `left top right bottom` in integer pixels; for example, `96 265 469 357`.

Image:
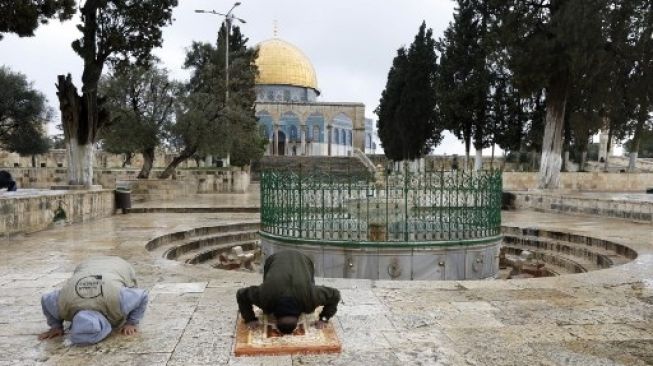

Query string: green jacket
237 250 340 322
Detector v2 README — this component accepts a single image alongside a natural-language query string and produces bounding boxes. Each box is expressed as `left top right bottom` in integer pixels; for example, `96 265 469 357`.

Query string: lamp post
195 3 246 102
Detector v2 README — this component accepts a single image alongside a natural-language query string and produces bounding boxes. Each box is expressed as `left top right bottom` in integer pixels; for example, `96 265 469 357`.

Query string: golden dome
255 38 318 91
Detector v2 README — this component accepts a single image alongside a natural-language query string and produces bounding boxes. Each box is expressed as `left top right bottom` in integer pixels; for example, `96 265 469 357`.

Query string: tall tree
494 0 608 188
437 0 494 170
100 64 177 178
159 24 263 178
0 0 75 40
54 0 177 186
376 21 441 162
4 121 51 167
623 0 653 171
0 66 51 148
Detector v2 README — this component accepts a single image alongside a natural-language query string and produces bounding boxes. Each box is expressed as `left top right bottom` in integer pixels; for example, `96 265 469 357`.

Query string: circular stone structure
259 169 503 280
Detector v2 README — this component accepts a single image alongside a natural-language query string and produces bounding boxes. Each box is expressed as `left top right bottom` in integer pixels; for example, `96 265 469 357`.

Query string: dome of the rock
255 38 318 92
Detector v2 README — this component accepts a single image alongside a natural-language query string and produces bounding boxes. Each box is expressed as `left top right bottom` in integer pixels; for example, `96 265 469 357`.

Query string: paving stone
0 207 652 365
293 351 402 366
562 324 653 342
45 352 171 366
150 282 208 294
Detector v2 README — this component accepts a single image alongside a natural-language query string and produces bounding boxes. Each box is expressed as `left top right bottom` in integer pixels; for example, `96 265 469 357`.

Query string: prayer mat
234 309 341 356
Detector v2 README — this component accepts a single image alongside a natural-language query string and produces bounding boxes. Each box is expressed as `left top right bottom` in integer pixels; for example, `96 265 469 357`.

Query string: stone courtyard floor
1 193 652 365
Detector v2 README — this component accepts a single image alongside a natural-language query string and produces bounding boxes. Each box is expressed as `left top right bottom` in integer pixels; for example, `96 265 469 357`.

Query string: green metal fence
260 169 502 243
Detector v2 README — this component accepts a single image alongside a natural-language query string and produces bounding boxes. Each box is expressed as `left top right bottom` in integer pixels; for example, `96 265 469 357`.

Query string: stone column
300 124 307 156
327 125 333 157
273 124 279 156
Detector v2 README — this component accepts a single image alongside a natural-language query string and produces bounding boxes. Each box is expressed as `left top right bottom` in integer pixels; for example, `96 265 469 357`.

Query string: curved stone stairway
146 221 260 267
501 226 636 275
145 219 637 277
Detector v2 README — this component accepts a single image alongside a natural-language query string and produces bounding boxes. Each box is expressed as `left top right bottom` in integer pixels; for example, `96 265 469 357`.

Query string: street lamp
195 2 246 101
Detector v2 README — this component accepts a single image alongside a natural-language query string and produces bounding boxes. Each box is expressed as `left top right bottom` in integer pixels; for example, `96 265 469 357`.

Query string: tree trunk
538 77 568 189
158 148 195 179
490 143 495 169
628 109 646 172
628 151 638 172
464 134 471 171
138 147 155 179
604 123 613 172
122 153 133 168
56 74 106 187
580 150 587 172
66 138 94 186
31 155 36 168
474 149 482 171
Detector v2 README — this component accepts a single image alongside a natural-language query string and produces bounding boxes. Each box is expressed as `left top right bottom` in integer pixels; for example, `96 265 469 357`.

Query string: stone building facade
254 37 375 156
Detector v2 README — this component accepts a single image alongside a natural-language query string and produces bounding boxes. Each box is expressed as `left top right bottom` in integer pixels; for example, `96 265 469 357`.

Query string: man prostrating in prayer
236 250 340 335
38 256 148 345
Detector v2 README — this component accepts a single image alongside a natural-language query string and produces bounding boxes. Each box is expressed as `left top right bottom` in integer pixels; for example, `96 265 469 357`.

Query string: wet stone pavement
0 196 652 365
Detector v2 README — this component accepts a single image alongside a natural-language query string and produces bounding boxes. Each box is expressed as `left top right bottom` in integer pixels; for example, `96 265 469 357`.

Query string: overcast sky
0 0 496 155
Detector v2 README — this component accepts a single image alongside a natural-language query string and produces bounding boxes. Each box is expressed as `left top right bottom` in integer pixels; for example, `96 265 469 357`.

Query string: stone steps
162 230 259 261
503 235 629 268
187 240 259 266
501 226 635 274
257 156 373 179
145 222 260 251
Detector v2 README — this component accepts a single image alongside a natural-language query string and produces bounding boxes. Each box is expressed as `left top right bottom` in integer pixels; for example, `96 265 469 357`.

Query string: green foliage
166 24 263 170
437 0 492 154
4 121 51 158
72 0 178 69
0 0 75 40
624 129 653 158
0 66 51 150
376 22 441 161
99 64 177 159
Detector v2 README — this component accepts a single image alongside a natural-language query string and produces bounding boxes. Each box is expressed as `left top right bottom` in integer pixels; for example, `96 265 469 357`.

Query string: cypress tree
376 22 441 162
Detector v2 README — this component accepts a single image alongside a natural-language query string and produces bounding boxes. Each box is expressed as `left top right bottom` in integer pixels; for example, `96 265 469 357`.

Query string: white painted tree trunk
66 138 94 186
537 95 566 189
474 149 483 171
628 152 638 172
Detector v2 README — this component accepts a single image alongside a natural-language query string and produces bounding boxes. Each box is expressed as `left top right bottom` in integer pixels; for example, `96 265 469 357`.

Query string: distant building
254 37 375 156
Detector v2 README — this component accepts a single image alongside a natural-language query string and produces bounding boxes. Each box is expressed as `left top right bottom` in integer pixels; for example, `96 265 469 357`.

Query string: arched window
290 125 298 141
367 134 372 149
334 129 340 145
266 90 274 101
348 131 353 146
284 90 291 101
312 126 320 142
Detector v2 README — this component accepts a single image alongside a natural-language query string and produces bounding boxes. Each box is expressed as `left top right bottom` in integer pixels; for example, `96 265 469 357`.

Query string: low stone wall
503 172 653 192
0 189 115 237
123 170 250 202
510 191 653 223
1 168 250 197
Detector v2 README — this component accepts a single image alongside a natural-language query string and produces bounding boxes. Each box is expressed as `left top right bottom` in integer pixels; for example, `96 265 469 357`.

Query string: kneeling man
38 256 148 345
237 250 340 335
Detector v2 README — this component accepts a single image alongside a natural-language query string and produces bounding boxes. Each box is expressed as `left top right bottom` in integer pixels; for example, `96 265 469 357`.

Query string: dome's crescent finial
273 20 278 38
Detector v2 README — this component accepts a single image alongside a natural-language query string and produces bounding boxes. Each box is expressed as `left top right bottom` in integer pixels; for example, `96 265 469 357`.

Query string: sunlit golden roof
255 38 318 91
